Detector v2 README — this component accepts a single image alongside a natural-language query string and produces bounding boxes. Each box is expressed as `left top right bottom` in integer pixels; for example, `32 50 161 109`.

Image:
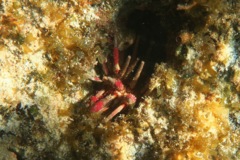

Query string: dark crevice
116 1 209 71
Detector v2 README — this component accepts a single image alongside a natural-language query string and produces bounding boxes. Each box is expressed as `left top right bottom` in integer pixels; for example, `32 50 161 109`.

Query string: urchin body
89 38 145 121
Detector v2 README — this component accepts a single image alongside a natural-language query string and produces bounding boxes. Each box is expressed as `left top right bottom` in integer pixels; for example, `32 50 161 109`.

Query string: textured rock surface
0 0 239 159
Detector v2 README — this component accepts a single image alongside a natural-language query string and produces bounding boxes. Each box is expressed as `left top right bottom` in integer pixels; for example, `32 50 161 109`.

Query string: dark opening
115 1 208 90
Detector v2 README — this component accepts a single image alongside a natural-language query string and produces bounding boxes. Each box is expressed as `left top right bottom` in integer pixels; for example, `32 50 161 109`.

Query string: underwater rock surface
0 0 239 159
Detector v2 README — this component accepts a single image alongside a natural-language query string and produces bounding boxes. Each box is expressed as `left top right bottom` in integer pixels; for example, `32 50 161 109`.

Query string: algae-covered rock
0 0 239 159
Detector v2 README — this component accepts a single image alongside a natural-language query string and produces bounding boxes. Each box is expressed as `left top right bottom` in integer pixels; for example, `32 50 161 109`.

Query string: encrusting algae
0 0 240 159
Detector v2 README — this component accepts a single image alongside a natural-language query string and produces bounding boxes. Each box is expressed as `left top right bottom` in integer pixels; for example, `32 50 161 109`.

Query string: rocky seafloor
0 0 239 159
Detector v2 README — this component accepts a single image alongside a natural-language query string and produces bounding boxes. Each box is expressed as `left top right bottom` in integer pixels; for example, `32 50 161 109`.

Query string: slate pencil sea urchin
89 37 145 122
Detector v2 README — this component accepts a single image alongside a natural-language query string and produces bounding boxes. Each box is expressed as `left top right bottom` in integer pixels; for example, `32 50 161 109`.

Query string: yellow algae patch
42 2 67 25
179 100 229 159
232 70 240 92
21 43 32 53
191 76 210 94
57 20 77 49
194 60 217 80
25 33 37 44
165 68 178 90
